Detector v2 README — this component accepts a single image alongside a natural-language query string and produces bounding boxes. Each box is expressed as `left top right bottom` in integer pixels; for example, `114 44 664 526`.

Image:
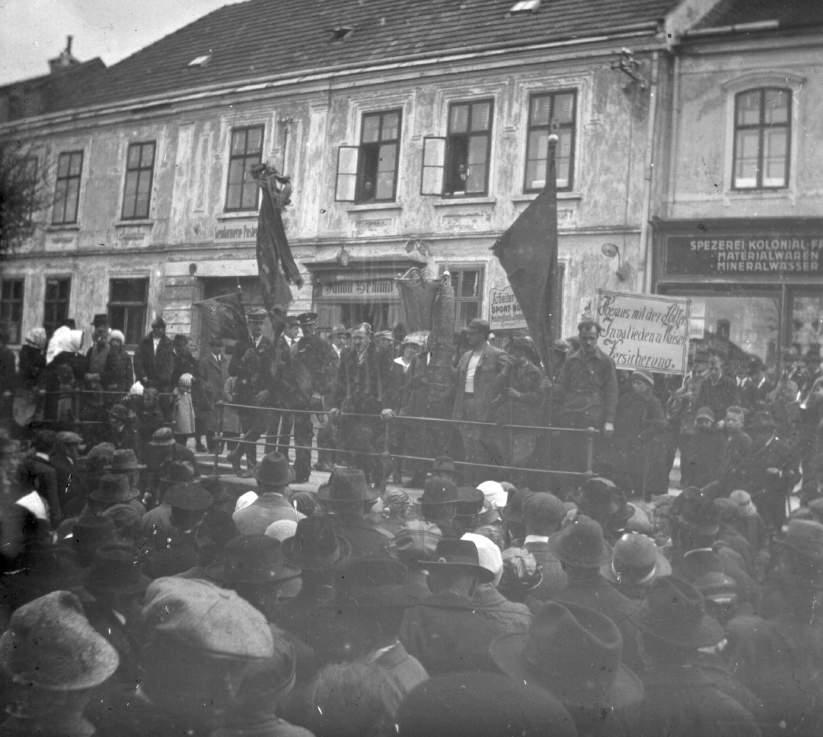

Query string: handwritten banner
596 290 690 375
489 284 527 331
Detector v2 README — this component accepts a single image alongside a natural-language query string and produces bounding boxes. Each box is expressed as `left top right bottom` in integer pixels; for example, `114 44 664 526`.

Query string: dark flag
491 136 559 373
194 292 248 340
396 267 440 332
253 164 304 315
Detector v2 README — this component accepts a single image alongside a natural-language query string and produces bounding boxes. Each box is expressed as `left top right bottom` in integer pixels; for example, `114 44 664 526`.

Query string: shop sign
316 278 398 299
665 235 823 276
596 290 690 375
215 223 258 242
489 284 527 330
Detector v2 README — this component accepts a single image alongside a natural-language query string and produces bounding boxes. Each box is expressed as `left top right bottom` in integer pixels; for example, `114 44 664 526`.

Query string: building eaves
694 0 823 31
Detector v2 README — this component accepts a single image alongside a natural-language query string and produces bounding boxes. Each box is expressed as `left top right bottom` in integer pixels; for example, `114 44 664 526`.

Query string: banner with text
489 284 528 331
596 290 690 375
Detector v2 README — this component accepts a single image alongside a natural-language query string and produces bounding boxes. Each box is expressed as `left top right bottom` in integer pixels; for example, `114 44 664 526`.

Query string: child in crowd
172 373 196 448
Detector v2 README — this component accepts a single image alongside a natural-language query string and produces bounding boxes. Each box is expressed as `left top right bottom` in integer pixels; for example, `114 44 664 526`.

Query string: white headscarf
46 327 85 364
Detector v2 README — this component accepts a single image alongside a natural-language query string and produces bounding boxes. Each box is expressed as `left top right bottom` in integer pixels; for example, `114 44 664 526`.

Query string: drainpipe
639 49 660 294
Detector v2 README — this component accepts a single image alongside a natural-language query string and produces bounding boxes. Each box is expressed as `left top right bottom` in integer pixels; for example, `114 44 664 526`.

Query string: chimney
49 35 80 74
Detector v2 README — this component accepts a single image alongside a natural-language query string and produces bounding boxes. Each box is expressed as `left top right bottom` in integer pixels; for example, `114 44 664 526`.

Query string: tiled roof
67 0 677 110
695 0 823 31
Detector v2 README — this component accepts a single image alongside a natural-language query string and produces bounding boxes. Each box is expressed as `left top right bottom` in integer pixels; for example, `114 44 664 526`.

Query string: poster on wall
489 283 528 331
596 290 690 375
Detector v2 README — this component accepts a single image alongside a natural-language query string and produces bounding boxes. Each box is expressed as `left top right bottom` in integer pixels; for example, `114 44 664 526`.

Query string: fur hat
109 329 126 344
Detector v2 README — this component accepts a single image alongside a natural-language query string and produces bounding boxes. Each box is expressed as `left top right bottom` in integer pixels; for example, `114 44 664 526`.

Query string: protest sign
489 284 527 331
596 290 690 374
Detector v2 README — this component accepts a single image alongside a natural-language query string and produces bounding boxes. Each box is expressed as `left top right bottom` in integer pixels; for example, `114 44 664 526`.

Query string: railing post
584 427 596 476
214 400 224 475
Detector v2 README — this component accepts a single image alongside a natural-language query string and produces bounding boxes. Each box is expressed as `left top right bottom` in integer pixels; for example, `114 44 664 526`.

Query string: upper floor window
733 88 791 189
0 278 24 345
43 277 71 336
524 90 576 192
52 151 83 224
109 277 149 346
335 110 402 203
225 126 264 211
122 141 156 219
450 266 484 329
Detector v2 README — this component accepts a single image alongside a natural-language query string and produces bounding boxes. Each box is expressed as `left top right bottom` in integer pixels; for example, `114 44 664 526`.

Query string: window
524 90 576 192
43 277 70 336
335 110 402 202
450 267 484 329
109 278 149 346
122 141 156 219
52 151 83 224
0 278 24 344
225 126 264 211
733 88 791 189
420 100 494 196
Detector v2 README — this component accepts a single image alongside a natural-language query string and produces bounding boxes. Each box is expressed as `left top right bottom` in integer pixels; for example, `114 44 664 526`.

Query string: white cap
476 480 508 510
265 519 299 542
461 532 503 586
128 381 144 397
233 490 258 514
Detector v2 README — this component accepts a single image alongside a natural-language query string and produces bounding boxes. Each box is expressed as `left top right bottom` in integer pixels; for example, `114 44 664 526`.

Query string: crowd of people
1 308 823 736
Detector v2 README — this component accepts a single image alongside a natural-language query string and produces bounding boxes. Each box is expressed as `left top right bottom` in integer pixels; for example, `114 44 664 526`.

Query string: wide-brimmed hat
254 452 291 488
109 448 146 473
602 531 671 584
149 427 176 447
421 538 493 583
490 601 644 710
71 514 118 562
0 591 119 690
389 521 443 566
85 544 150 596
419 476 459 506
90 473 139 504
776 519 823 562
282 516 350 571
219 535 301 586
317 466 379 505
633 576 724 649
165 482 213 512
547 515 611 568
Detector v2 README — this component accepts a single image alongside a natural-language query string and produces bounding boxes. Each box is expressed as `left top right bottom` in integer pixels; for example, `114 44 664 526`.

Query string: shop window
122 141 156 219
43 277 71 336
335 109 402 202
524 90 576 192
109 278 148 346
421 99 493 196
52 150 83 224
0 278 24 344
733 88 791 190
450 267 484 329
225 125 264 211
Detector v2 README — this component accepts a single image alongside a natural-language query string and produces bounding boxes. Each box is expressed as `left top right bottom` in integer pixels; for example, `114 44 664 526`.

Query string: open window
335 110 401 203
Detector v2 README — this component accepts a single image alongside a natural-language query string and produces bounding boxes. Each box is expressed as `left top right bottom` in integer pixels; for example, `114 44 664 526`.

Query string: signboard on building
489 284 527 331
664 234 823 276
596 290 690 375
315 277 398 300
215 223 258 242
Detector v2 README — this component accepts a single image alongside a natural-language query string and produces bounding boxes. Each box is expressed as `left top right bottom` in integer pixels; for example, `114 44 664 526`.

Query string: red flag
254 166 303 314
491 137 558 373
194 292 248 340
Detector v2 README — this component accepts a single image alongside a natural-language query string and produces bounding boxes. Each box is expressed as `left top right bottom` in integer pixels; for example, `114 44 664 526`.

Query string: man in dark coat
197 337 228 452
695 352 740 424
84 313 110 384
17 429 61 527
680 406 725 489
519 491 568 600
133 316 175 394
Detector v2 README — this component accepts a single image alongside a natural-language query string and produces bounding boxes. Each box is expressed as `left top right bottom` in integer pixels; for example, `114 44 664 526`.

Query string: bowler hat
602 531 670 584
524 492 566 530
92 313 109 328
165 482 213 512
255 452 291 488
396 672 577 737
220 535 301 586
149 427 176 447
297 312 318 326
85 544 150 596
420 476 458 506
490 601 644 709
109 448 146 473
776 519 823 562
422 538 493 583
0 591 119 690
90 473 139 504
547 515 611 568
142 577 274 659
282 516 350 571
633 576 724 649
389 521 443 566
316 466 379 505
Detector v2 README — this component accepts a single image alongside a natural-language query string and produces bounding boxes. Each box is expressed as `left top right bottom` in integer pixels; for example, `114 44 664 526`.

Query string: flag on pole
194 292 248 340
491 136 559 373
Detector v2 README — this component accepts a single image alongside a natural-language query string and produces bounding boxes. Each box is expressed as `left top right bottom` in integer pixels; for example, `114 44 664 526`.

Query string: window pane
53 181 67 222
375 143 396 199
736 91 761 126
66 181 80 221
246 127 263 153
525 130 548 190
362 115 381 143
460 270 479 298
381 113 400 140
763 129 787 186
466 135 488 193
734 130 759 188
530 96 551 127
471 102 491 131
764 90 789 124
230 131 246 155
240 180 258 210
449 104 469 134
57 154 70 177
141 143 156 168
111 278 147 302
69 153 82 176
553 93 575 124
127 145 141 168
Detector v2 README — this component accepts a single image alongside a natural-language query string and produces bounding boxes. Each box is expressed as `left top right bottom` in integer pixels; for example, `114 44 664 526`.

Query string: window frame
108 277 149 348
442 99 494 197
43 277 71 336
121 141 156 220
224 125 265 212
52 150 83 225
523 89 577 193
448 265 485 329
0 278 24 345
731 87 792 191
357 109 402 203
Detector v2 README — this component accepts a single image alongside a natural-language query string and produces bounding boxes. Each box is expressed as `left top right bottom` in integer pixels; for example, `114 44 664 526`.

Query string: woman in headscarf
101 330 134 395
